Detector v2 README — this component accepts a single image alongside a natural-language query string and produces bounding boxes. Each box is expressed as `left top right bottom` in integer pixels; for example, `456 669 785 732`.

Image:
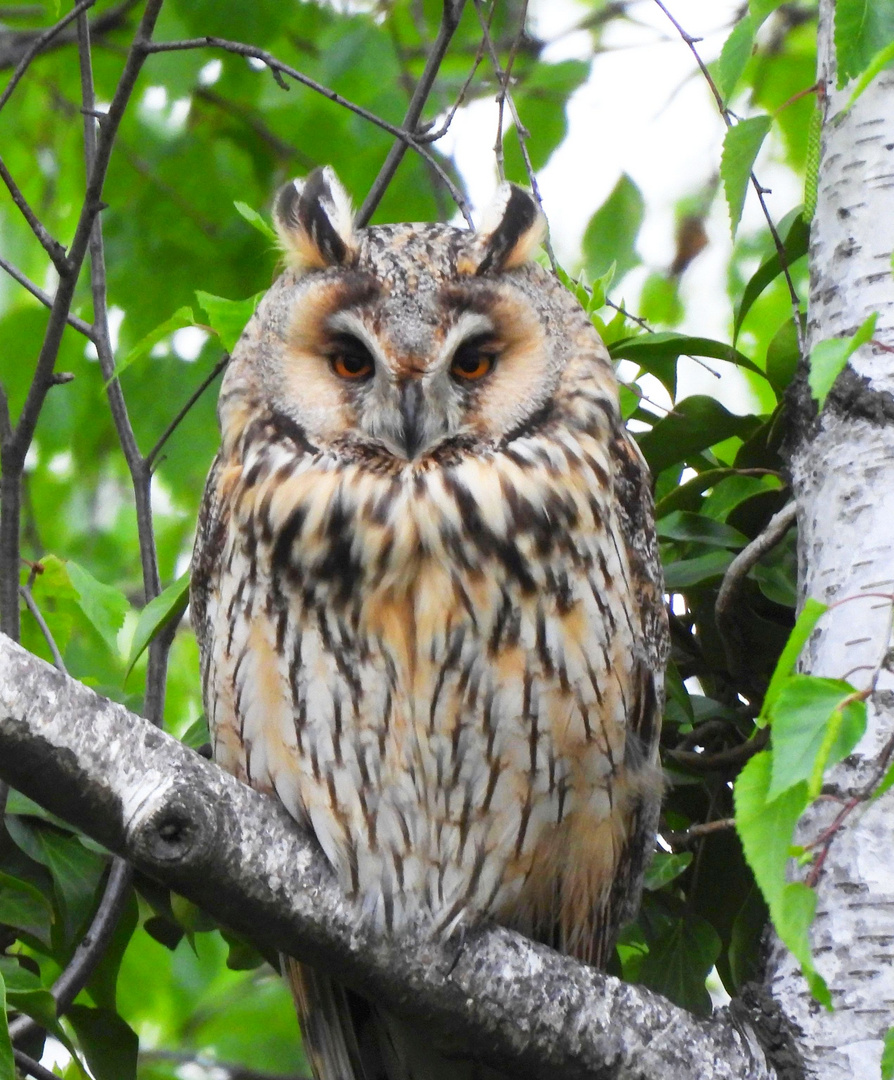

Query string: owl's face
220 169 615 466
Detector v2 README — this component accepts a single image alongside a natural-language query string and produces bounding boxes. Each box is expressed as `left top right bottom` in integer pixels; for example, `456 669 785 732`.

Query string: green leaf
735 752 806 916
871 758 894 803
638 273 683 328
643 851 692 891
881 1027 894 1080
717 15 755 103
106 306 195 386
0 871 53 946
637 395 762 475
701 473 783 521
662 550 734 589
36 830 108 947
638 911 721 1015
765 318 801 394
766 675 866 801
749 0 786 21
721 115 772 237
809 312 878 408
67 1005 138 1080
611 332 764 377
0 957 59 1034
234 200 277 243
760 598 828 724
734 754 832 1007
67 561 130 657
582 174 644 281
195 291 263 353
835 0 894 88
733 213 809 341
845 40 894 109
126 574 190 679
0 971 14 1080
658 511 748 549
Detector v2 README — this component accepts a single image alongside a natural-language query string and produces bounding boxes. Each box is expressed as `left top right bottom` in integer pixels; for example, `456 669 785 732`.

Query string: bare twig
0 155 69 271
651 0 805 358
0 0 164 643
667 726 769 773
493 0 529 183
663 817 737 849
146 355 229 471
13 1050 61 1080
471 0 557 271
77 6 166 723
0 252 95 338
0 0 96 111
19 584 66 672
141 35 474 226
356 0 467 227
715 501 798 692
9 857 134 1046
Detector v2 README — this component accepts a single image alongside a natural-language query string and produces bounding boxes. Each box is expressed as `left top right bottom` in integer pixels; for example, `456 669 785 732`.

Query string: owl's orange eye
451 338 497 382
329 337 374 380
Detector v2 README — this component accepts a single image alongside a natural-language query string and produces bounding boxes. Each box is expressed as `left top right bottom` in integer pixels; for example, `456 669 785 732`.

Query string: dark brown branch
715 502 798 694
9 856 133 1045
663 818 737 850
19 584 66 671
355 0 467 227
0 253 95 338
0 636 778 1080
0 0 164 643
77 7 166 724
13 1050 61 1080
0 154 68 271
140 35 474 226
0 0 96 110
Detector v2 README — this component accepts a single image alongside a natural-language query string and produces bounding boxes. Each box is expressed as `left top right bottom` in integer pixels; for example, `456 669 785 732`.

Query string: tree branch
140 35 474 226
355 0 466 227
0 635 778 1080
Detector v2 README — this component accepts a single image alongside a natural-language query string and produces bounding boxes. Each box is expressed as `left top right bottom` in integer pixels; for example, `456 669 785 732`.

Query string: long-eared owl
191 167 668 1080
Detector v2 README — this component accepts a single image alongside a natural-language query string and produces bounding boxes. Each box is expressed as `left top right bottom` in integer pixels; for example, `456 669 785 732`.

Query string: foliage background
2 0 889 1077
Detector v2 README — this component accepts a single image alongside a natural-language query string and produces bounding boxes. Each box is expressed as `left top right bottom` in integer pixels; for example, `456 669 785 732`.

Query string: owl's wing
191 451 228 666
598 430 668 954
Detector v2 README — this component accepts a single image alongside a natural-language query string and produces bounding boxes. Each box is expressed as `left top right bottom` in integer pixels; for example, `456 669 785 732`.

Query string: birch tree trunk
765 3 894 1075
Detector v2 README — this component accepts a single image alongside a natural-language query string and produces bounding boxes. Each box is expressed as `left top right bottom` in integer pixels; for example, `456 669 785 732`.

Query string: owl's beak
398 379 424 459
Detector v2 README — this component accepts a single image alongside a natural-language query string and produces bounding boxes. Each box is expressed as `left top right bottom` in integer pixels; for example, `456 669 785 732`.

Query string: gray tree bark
767 2 894 1076
0 633 775 1080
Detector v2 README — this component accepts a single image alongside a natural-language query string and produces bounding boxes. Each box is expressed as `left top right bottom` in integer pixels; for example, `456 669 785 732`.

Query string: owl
191 167 668 1080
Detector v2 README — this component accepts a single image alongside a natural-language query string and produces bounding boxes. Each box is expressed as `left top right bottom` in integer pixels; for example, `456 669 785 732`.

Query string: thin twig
9 857 134 1046
471 0 557 271
146 355 229 471
0 0 165 643
77 4 166 724
0 155 69 271
663 817 736 849
0 253 95 338
19 585 66 672
0 0 96 112
493 0 528 183
651 0 805 358
667 726 769 773
141 35 474 226
13 1050 61 1080
715 501 798 693
356 0 467 226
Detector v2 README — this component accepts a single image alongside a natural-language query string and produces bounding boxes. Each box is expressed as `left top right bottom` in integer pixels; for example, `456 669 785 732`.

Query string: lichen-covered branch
0 635 777 1080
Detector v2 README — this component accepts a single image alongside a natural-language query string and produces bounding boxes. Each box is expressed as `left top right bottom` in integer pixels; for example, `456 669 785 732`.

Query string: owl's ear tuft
274 167 356 270
474 184 546 275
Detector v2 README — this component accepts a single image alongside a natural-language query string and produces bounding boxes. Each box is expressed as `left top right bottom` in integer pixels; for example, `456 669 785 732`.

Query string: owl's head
220 168 616 465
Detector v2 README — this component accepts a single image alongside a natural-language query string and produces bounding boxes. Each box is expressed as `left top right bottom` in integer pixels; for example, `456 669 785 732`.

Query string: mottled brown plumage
191 168 668 1079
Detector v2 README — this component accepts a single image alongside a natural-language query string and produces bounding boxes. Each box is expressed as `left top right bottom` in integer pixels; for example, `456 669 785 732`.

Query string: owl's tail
284 958 508 1080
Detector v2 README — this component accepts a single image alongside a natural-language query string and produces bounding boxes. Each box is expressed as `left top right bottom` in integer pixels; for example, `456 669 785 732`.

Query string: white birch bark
765 4 894 1076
